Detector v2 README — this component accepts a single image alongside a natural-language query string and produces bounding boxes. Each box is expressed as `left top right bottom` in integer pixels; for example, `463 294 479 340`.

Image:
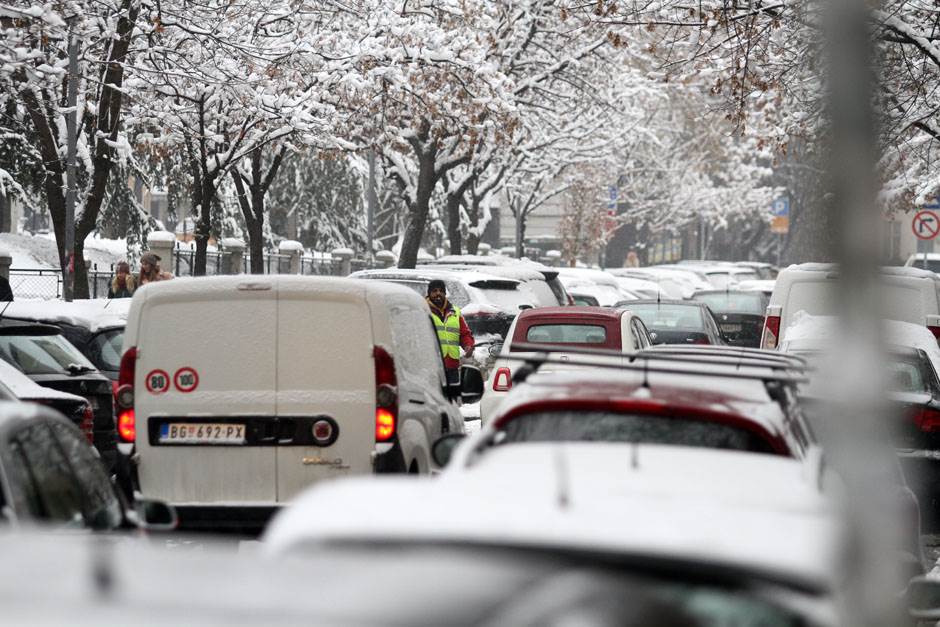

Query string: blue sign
771 197 789 217
608 186 618 211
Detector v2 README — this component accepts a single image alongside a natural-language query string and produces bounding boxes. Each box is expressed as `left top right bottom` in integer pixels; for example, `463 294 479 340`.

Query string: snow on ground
0 232 133 270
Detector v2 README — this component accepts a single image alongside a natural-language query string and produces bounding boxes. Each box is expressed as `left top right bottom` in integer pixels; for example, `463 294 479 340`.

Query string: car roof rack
642 345 809 368
505 344 809 385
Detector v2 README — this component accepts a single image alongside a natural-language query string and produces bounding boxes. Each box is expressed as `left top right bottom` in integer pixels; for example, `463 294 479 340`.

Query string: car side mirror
431 433 466 467
488 343 503 357
460 365 484 403
134 498 178 532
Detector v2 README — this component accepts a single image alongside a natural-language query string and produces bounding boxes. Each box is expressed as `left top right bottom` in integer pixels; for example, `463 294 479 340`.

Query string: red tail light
762 315 781 350
692 337 711 345
117 347 137 443
373 346 397 443
914 406 940 432
80 403 95 445
928 326 940 342
493 367 512 392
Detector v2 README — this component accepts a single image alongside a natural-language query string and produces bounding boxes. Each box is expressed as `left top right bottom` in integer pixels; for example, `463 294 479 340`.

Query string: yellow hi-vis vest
431 307 462 360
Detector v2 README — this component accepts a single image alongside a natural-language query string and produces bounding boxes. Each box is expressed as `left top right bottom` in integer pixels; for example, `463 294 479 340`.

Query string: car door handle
408 398 426 405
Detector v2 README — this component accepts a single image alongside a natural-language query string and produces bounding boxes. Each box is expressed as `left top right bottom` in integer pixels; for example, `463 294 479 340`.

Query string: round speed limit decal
145 369 171 394
174 367 199 393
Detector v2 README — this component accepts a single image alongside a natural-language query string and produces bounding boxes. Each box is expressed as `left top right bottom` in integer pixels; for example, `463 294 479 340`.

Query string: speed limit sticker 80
145 370 171 394
174 367 199 393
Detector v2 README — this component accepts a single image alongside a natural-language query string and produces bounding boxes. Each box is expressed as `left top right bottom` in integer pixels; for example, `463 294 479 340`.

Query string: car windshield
89 328 124 371
0 333 96 375
626 304 706 330
525 324 608 344
496 410 777 454
693 292 765 315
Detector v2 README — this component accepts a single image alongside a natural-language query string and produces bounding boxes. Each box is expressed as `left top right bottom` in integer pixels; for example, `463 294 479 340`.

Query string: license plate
159 423 246 444
721 324 743 333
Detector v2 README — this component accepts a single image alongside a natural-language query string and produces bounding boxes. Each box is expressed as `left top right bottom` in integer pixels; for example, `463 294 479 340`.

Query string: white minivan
118 275 480 527
761 263 940 349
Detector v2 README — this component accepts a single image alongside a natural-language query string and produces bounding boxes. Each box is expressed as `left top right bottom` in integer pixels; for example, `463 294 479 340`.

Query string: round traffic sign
145 369 171 395
913 210 940 240
174 367 199 393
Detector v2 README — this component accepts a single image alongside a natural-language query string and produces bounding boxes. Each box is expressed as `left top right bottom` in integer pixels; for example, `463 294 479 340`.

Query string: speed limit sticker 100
145 370 171 394
174 367 199 393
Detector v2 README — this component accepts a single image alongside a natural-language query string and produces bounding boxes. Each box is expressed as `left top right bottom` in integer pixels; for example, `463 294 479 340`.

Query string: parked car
0 320 118 474
480 306 652 423
736 279 776 297
905 252 940 274
616 299 728 346
556 268 633 306
428 263 567 307
0 299 130 384
567 291 600 306
609 267 711 299
264 442 848 626
735 261 778 280
0 357 93 441
667 264 758 289
0 402 175 532
122 276 482 529
422 254 572 305
607 274 666 300
691 289 770 347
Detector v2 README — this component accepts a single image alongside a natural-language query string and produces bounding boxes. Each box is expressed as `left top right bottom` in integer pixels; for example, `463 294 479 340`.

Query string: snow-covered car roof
264 443 842 592
736 279 776 294
427 264 547 282
782 314 940 358
782 263 940 282
556 267 621 288
0 359 85 404
423 255 556 273
350 267 522 288
0 299 129 333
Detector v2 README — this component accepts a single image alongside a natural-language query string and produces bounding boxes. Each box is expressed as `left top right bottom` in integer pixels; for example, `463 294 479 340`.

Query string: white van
119 276 479 527
761 263 940 349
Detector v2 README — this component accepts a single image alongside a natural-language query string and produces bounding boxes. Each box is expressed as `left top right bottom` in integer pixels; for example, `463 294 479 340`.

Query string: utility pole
63 18 79 301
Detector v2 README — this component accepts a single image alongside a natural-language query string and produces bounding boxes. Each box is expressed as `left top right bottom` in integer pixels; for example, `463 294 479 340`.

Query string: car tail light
692 337 711 345
493 367 512 392
927 319 940 345
80 403 95 445
761 310 781 350
116 347 137 443
373 346 397 443
914 406 940 432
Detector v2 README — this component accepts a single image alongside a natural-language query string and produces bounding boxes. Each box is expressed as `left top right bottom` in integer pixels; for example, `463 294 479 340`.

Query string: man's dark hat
427 279 446 294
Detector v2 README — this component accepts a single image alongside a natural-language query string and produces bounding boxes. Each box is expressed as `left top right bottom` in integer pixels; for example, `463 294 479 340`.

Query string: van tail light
80 403 95 445
373 346 398 443
762 314 781 350
913 406 940 432
116 347 137 443
493 367 512 392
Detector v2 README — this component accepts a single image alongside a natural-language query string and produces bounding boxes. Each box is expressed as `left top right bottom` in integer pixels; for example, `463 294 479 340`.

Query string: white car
479 306 653 423
761 263 940 349
121 275 480 528
556 268 633 306
905 252 940 274
264 442 847 626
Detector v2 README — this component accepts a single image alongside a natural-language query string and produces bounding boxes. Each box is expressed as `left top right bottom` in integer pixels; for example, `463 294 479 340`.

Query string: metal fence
9 247 378 299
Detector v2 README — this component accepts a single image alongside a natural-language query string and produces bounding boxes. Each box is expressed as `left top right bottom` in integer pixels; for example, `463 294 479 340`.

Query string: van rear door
275 278 375 501
135 280 278 504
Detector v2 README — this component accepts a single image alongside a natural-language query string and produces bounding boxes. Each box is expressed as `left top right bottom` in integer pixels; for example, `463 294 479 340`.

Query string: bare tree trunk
398 144 438 269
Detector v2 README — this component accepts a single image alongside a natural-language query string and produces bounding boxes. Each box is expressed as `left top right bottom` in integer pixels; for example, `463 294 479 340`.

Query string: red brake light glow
117 409 135 443
914 407 940 432
117 347 137 443
373 346 398 443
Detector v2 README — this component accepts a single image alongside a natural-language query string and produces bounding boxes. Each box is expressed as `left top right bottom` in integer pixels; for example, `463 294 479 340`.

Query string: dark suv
0 321 118 473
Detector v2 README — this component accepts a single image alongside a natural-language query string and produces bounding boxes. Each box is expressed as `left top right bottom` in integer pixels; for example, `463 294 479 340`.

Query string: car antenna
554 447 570 510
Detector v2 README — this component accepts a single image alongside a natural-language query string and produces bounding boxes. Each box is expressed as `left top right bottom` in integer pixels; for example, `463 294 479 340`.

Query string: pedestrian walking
625 249 640 268
139 252 173 286
426 279 474 390
108 261 136 298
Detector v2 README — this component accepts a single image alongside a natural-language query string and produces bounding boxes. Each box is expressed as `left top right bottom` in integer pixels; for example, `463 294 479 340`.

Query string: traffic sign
607 186 618 211
174 367 199 393
770 197 789 234
913 210 940 240
145 369 170 395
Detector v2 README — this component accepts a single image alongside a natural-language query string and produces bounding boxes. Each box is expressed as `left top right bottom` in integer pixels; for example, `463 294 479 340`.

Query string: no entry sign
913 210 940 240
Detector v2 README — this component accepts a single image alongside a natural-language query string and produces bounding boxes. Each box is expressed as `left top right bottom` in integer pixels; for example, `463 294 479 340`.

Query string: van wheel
408 460 419 474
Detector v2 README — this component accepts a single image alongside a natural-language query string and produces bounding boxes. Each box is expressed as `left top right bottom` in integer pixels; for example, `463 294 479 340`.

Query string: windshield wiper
66 364 95 376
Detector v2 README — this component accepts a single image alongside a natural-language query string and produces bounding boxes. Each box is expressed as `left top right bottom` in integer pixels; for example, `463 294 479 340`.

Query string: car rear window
692 292 765 315
525 324 607 344
625 304 705 330
496 411 779 455
470 281 535 311
910 259 940 273
887 350 939 394
0 334 96 375
90 329 124 371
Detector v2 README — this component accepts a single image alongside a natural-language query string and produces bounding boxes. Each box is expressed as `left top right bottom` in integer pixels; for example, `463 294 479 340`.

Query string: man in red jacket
426 279 474 389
